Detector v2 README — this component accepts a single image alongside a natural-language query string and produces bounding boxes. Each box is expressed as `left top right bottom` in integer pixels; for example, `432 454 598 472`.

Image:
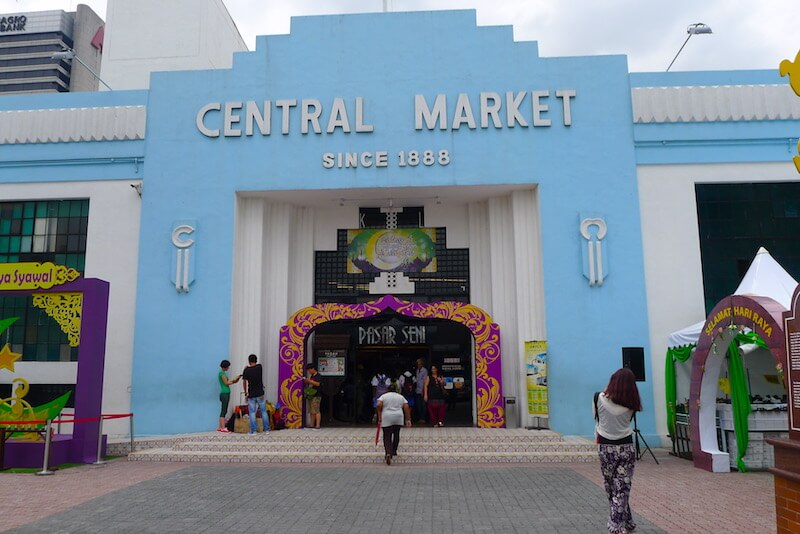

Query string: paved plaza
0 449 775 533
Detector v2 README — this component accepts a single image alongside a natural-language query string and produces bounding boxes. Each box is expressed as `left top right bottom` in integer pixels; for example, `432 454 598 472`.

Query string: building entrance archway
277 295 504 428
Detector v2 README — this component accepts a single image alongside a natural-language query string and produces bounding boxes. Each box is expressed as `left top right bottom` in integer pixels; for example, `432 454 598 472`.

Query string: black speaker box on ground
622 347 645 381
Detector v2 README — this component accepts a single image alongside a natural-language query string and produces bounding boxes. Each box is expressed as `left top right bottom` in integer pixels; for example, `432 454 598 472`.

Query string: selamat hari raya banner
347 228 436 273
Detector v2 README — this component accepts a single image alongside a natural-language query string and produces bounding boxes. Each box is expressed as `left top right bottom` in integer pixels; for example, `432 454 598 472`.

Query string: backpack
403 377 414 396
272 406 285 430
225 410 237 432
375 374 389 395
373 374 389 407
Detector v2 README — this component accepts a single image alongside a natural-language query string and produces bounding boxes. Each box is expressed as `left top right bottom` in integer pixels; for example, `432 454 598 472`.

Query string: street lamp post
51 48 112 91
666 23 713 72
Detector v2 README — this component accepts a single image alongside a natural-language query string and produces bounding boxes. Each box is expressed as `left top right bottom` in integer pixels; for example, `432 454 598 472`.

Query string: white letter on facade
479 92 502 129
301 99 322 134
224 101 243 136
414 94 447 130
245 101 271 136
452 93 476 130
556 89 576 126
506 91 528 128
532 91 551 126
327 98 351 133
196 102 221 137
276 99 297 135
355 97 374 132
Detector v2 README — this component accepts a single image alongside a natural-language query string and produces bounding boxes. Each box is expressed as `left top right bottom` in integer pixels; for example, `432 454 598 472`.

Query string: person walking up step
377 382 411 465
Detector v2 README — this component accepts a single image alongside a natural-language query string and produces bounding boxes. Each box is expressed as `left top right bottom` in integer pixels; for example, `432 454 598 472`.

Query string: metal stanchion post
35 419 54 476
129 414 135 454
93 416 105 466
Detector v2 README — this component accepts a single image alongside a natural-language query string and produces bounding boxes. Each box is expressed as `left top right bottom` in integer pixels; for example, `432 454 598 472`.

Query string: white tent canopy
667 247 799 348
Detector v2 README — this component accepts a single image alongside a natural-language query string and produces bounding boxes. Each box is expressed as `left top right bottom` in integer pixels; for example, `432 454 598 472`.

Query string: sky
3 0 799 73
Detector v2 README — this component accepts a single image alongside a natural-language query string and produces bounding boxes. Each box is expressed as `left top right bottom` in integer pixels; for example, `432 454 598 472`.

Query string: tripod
633 413 659 464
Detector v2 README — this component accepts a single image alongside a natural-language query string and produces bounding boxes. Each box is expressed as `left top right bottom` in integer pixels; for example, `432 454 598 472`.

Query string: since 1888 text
322 149 450 169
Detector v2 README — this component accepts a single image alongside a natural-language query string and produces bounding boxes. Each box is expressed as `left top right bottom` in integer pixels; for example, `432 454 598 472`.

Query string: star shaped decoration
0 343 22 372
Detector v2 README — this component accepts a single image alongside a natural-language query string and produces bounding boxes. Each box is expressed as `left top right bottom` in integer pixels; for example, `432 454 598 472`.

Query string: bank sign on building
0 10 797 442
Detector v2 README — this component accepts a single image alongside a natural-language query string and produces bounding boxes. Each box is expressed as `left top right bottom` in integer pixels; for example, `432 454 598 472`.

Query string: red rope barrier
0 413 133 426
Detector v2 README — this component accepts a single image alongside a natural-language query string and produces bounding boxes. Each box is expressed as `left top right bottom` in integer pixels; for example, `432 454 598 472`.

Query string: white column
288 206 315 314
511 189 547 427
262 202 293 400
468 201 492 313
487 196 519 423
229 197 266 403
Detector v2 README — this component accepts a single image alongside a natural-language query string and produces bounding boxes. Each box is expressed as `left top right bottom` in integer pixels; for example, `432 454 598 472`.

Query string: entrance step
127 428 598 464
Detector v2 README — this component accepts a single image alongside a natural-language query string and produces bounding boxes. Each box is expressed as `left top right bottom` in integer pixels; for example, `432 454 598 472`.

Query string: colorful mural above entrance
346 228 437 273
278 295 504 428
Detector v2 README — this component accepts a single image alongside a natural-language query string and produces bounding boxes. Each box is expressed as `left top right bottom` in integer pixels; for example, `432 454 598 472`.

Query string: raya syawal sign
195 90 577 170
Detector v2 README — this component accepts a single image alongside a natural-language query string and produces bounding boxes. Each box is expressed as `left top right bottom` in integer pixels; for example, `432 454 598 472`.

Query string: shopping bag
234 415 250 433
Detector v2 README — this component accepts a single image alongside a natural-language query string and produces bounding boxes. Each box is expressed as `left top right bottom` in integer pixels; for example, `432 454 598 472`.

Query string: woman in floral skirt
592 368 642 534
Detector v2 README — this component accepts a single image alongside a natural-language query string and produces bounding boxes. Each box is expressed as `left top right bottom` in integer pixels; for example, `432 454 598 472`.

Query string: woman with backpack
592 368 642 534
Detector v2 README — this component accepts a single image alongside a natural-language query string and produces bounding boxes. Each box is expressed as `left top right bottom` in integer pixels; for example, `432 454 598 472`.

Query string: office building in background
0 6 104 94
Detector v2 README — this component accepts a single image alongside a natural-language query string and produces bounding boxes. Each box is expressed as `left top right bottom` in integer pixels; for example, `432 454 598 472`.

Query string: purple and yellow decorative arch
278 295 504 428
689 294 786 472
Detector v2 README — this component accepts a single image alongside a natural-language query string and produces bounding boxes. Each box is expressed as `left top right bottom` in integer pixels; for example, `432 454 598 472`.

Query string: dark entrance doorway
309 311 473 426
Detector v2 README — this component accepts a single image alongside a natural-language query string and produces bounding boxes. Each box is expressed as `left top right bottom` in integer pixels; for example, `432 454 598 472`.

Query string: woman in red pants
423 364 447 427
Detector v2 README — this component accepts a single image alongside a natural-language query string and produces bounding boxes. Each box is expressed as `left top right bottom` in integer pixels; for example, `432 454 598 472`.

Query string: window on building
0 199 89 362
696 182 800 313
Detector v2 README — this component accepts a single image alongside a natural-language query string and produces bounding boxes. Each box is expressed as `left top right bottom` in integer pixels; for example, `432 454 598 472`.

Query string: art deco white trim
632 85 800 123
581 218 607 287
0 106 146 144
171 225 195 293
